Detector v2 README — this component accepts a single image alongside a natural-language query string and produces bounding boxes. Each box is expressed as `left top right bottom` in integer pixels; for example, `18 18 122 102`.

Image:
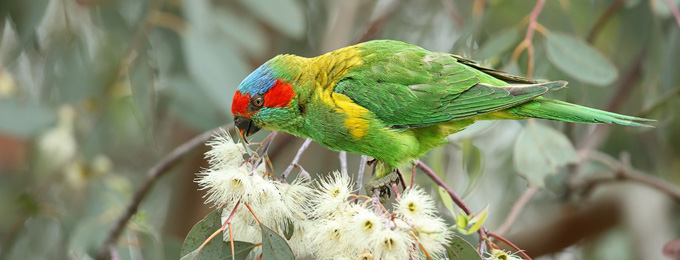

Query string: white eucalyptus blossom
311 171 354 218
484 249 524 260
395 186 438 221
197 133 454 260
372 228 416 260
204 129 246 169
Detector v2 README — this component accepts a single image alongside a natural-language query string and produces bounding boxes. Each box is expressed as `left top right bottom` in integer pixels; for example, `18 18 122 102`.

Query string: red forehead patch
231 91 250 116
264 79 295 108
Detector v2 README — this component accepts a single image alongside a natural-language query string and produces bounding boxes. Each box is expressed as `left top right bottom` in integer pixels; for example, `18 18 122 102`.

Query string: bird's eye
252 96 264 107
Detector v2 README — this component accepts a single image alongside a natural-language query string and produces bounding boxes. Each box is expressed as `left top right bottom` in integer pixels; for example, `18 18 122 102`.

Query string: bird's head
231 61 299 139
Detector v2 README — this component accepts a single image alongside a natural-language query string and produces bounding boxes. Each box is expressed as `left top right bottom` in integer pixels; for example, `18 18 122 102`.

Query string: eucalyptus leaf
128 52 156 138
446 235 482 260
513 121 578 188
438 186 455 216
220 241 256 260
0 0 49 50
164 75 227 131
0 98 55 138
545 32 618 86
260 224 294 260
475 28 519 60
180 209 223 259
461 139 484 181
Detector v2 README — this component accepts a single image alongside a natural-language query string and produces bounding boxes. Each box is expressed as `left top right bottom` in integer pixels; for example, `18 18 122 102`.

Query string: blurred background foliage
0 0 679 259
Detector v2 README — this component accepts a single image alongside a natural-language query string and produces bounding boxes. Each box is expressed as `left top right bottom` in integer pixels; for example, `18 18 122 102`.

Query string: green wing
334 40 565 128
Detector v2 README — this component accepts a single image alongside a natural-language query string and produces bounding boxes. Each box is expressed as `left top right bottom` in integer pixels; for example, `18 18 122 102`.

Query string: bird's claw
365 172 400 201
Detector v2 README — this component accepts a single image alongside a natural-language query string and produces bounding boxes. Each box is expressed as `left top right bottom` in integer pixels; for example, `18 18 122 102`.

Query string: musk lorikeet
231 39 652 189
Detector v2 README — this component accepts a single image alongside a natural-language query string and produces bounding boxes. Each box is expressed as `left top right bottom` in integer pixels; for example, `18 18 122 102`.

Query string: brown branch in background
578 150 680 201
95 124 233 260
505 192 622 257
662 0 680 28
586 0 623 43
494 186 538 236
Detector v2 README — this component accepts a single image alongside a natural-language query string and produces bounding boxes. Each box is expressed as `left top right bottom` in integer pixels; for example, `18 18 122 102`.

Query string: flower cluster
195 130 314 257
307 172 451 259
195 130 452 259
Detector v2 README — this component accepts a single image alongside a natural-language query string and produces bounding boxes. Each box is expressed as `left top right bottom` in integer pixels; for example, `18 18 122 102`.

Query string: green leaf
438 186 455 216
128 52 156 138
164 75 227 132
513 120 578 188
236 0 306 39
544 32 618 86
0 0 49 51
461 139 484 197
474 28 519 60
260 224 294 260
0 98 56 138
179 249 200 260
446 235 482 260
465 205 489 235
220 241 256 260
180 209 223 259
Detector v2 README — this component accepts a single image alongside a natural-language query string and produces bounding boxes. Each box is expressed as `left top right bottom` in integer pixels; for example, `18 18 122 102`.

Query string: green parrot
231 40 651 189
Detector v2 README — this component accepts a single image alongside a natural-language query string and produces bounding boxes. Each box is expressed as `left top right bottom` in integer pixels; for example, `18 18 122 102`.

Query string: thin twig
580 150 680 201
511 0 546 78
417 160 492 256
371 189 384 215
281 138 313 181
488 232 533 260
339 151 348 179
355 155 368 194
410 165 416 189
494 187 538 236
95 124 233 260
416 161 471 215
260 131 278 155
662 0 680 28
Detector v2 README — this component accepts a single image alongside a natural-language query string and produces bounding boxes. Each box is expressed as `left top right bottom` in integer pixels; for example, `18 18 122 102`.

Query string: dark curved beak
234 114 261 139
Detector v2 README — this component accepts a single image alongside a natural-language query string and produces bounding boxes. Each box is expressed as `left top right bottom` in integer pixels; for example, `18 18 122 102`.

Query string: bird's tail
508 97 654 127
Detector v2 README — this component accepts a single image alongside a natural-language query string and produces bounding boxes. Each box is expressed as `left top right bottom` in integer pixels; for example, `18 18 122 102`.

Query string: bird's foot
365 172 400 202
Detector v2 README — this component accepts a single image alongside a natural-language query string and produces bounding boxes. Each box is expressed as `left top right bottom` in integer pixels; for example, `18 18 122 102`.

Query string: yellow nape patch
309 45 363 90
332 93 370 139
